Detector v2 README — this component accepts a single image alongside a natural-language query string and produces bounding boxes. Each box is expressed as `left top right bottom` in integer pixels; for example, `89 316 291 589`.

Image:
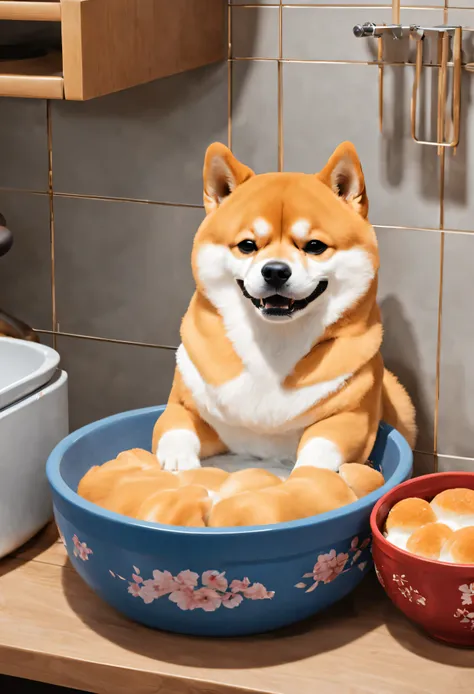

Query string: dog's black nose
261 261 292 289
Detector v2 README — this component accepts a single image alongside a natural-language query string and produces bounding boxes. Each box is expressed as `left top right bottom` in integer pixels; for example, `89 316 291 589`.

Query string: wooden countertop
1 526 473 694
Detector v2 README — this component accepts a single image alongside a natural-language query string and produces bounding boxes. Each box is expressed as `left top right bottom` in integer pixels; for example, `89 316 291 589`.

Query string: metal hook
352 23 403 40
410 25 462 151
353 22 463 151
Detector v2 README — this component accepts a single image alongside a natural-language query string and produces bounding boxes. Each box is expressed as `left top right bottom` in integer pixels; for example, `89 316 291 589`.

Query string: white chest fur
177 343 349 460
176 243 368 461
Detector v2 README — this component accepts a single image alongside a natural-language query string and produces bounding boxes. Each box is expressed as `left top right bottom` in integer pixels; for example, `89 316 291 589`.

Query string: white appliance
0 338 68 558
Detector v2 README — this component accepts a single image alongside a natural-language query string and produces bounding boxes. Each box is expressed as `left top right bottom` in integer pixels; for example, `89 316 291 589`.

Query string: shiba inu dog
152 142 416 474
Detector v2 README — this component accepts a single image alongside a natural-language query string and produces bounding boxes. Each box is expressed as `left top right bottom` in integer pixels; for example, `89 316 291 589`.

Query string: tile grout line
46 100 57 351
278 0 284 171
34 329 178 351
53 192 204 209
0 190 203 210
0 187 48 196
228 1 233 149
231 58 470 67
433 229 444 472
432 0 449 473
414 448 435 456
437 452 474 462
1 187 473 236
233 4 451 9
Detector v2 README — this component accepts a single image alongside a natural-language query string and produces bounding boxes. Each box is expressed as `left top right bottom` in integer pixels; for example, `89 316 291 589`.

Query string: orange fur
153 142 416 471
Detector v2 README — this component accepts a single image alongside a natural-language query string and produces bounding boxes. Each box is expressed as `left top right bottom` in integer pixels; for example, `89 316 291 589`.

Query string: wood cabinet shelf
0 0 225 100
0 51 62 98
0 2 61 23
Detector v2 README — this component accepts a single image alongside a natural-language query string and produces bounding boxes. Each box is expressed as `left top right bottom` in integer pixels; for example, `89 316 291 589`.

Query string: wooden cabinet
0 0 226 100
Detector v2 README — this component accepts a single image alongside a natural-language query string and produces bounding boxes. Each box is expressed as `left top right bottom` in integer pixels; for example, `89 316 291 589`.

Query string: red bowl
370 472 474 647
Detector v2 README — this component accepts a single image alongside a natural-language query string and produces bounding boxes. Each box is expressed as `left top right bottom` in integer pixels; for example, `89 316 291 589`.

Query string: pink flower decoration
139 585 157 604
296 535 370 593
175 570 199 589
244 582 275 600
312 550 349 584
153 569 178 592
222 592 244 609
169 586 197 611
139 570 178 603
192 587 222 612
72 535 93 562
169 586 224 613
128 582 143 598
202 570 228 592
230 578 251 593
112 566 274 611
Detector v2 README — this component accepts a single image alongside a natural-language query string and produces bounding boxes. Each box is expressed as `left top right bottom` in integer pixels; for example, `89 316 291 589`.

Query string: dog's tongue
264 295 291 310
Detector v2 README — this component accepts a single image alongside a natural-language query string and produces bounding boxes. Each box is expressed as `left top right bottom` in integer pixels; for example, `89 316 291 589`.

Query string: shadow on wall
437 362 471 459
346 35 440 205
380 296 432 451
444 68 471 209
382 64 439 203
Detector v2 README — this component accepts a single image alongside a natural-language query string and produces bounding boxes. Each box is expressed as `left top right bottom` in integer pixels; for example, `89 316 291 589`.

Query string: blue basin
47 406 412 636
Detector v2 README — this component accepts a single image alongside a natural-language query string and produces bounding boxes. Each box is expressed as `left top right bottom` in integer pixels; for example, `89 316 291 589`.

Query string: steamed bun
385 498 437 550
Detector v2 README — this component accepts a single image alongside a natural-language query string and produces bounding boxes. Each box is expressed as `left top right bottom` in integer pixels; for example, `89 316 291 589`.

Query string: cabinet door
61 0 226 100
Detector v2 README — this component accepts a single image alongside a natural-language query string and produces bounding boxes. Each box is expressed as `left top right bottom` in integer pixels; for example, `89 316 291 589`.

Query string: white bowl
0 337 59 410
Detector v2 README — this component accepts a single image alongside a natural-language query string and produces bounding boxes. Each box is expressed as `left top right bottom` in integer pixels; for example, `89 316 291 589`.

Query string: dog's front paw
162 453 201 472
157 429 201 472
295 437 342 472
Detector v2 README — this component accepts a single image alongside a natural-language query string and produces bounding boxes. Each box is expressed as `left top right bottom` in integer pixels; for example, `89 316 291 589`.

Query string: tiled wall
0 3 473 475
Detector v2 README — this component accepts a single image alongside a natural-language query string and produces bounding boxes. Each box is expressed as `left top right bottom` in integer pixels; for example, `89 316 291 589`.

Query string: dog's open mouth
237 280 328 317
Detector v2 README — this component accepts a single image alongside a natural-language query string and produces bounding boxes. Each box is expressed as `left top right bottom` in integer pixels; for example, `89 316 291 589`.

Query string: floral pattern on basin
110 567 275 612
72 534 93 561
295 535 371 593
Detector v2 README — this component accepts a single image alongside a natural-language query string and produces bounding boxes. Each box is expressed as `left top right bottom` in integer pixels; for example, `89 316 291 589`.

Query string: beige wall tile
56 336 176 432
54 197 201 346
377 227 440 451
231 6 280 59
232 60 279 173
0 99 48 191
437 454 474 473
438 233 474 457
51 63 227 206
0 191 52 331
282 62 441 229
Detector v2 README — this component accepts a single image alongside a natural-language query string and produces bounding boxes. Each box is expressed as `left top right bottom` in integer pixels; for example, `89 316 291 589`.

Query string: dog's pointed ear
203 143 255 214
318 142 368 218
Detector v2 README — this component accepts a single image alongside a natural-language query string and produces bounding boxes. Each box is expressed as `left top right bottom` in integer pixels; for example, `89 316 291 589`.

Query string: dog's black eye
303 239 328 256
237 239 258 254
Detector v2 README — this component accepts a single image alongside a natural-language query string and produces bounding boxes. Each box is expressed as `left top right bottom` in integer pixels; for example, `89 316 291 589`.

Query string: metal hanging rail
352 23 463 152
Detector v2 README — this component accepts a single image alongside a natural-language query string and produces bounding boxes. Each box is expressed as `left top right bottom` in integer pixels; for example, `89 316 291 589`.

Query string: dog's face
193 142 379 328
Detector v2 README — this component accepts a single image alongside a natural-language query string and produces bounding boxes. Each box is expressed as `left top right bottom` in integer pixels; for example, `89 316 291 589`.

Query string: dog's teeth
260 299 264 308
289 299 294 308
